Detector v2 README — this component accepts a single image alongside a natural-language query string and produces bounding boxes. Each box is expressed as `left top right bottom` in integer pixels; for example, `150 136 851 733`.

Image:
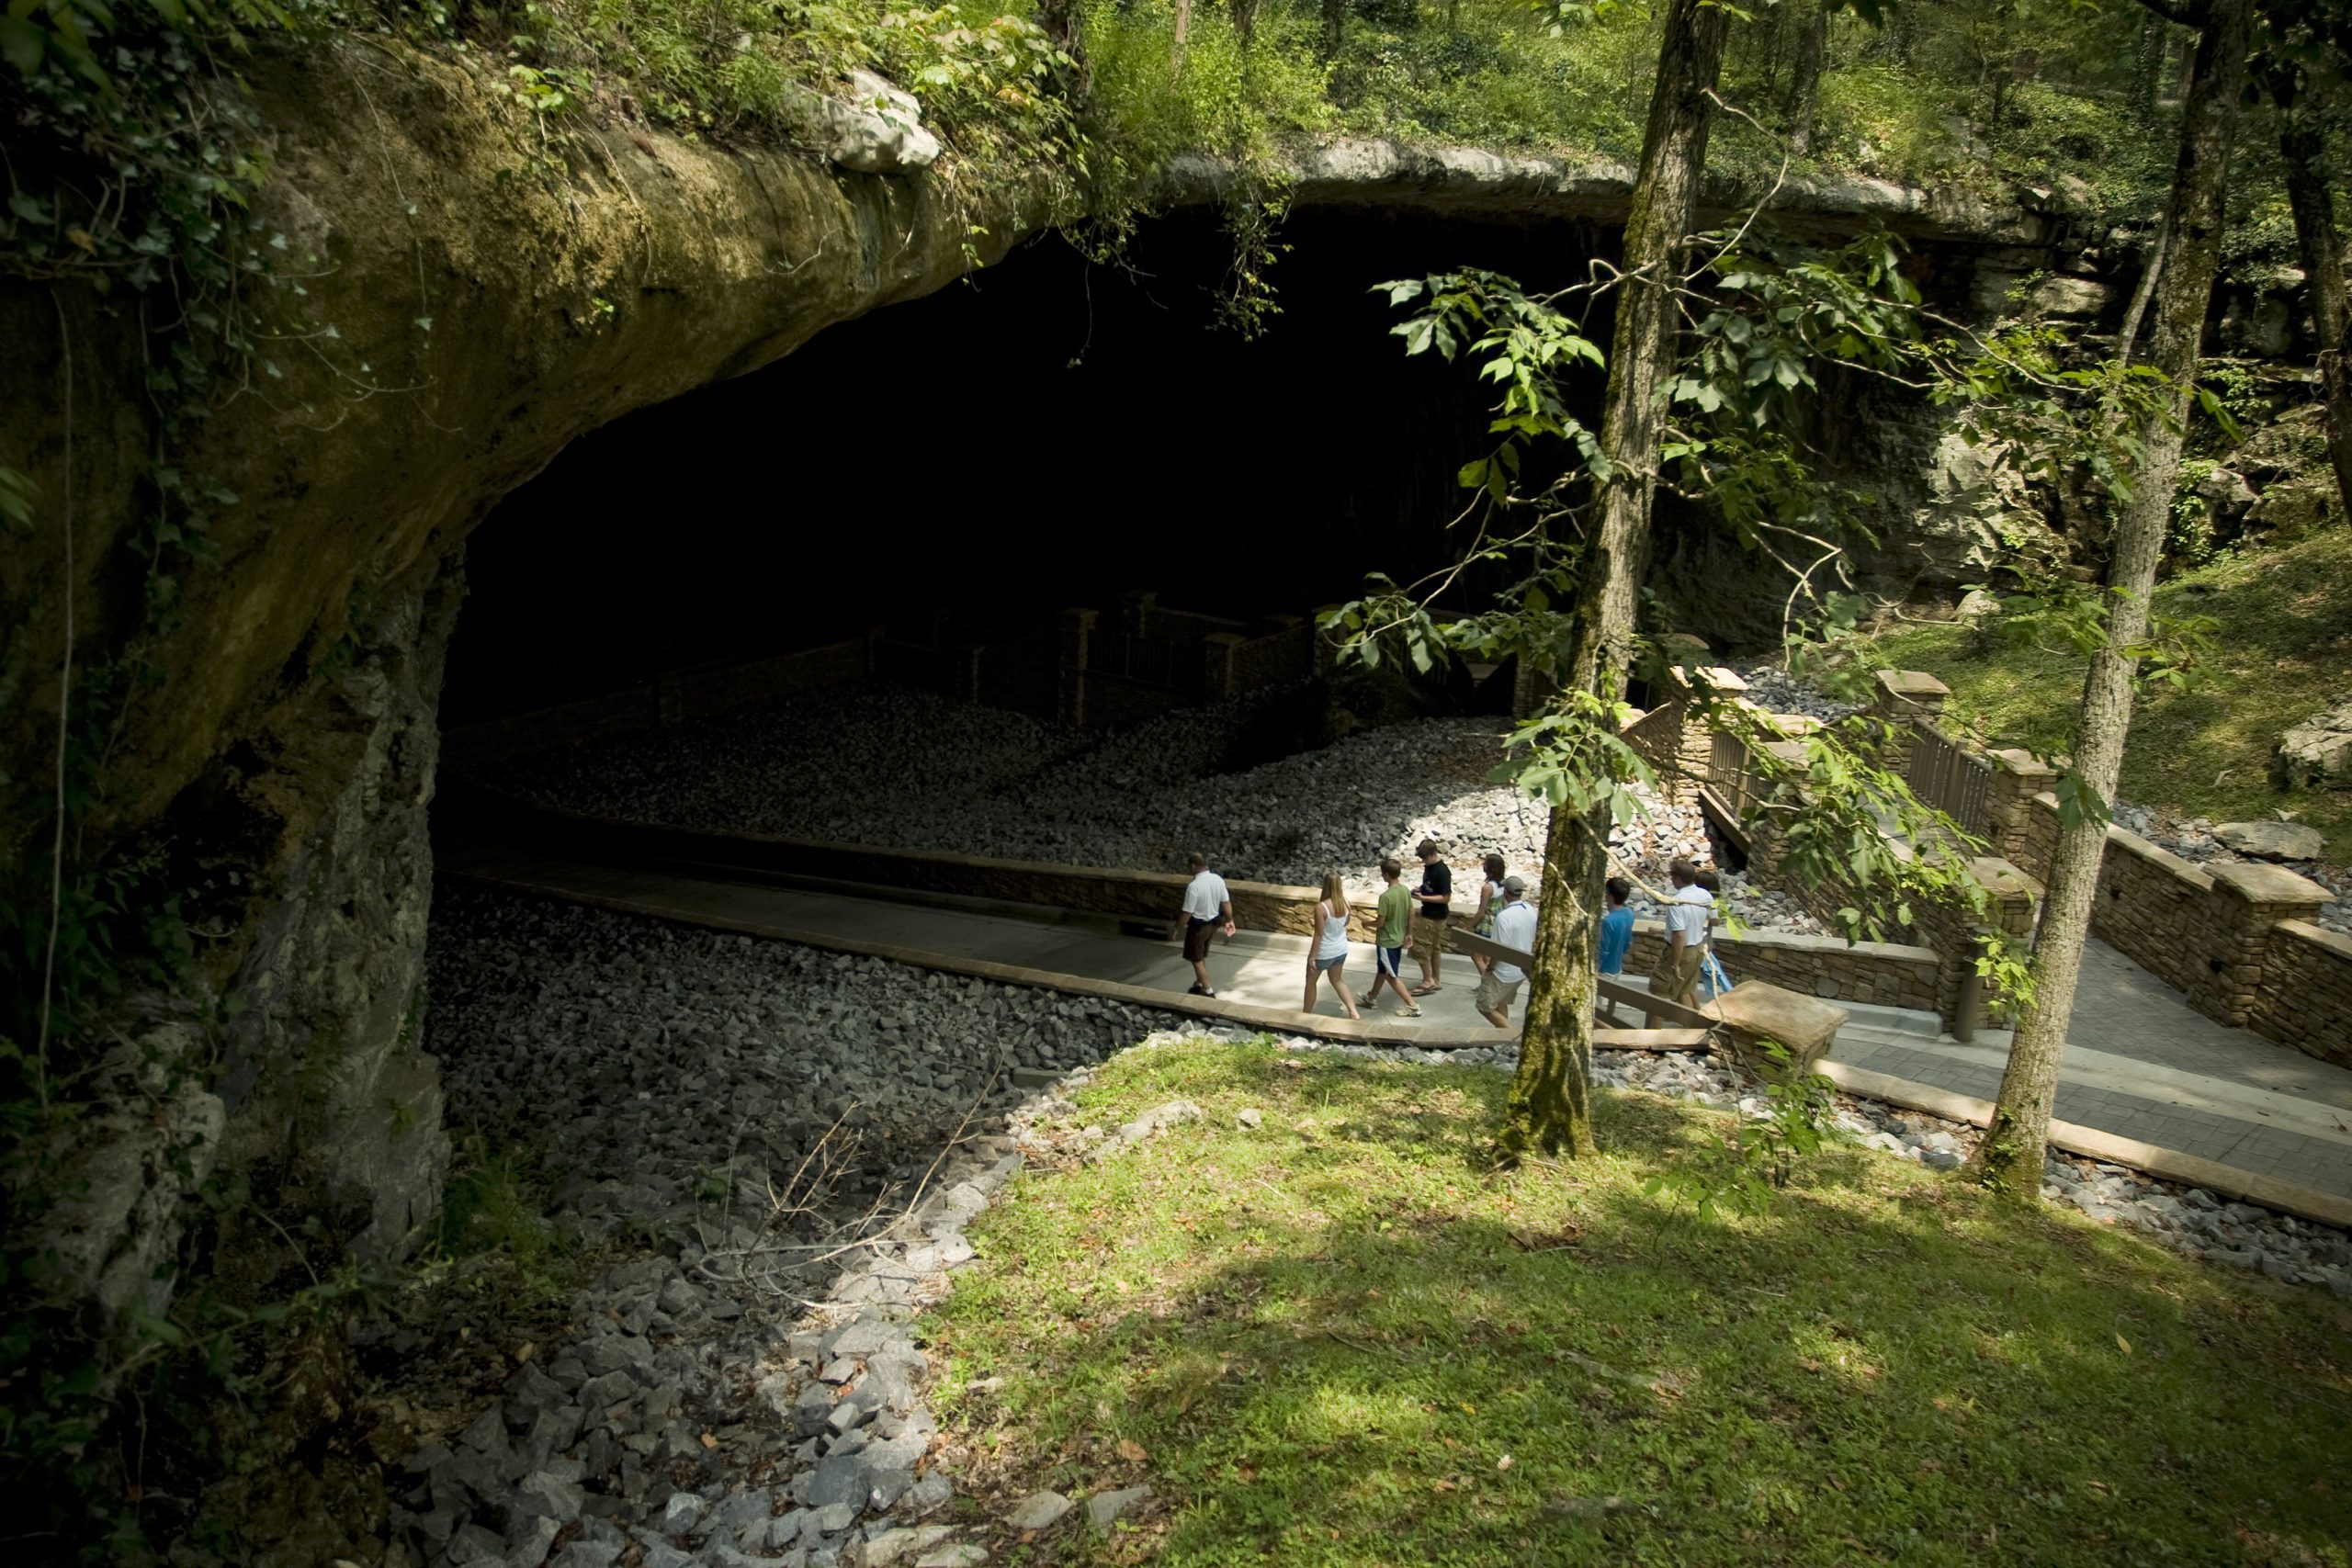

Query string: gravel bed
1728 662 1861 723
481 682 1831 935
386 887 1198 1568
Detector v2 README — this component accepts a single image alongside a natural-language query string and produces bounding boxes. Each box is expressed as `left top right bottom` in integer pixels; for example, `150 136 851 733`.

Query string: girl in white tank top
1303 874 1363 1020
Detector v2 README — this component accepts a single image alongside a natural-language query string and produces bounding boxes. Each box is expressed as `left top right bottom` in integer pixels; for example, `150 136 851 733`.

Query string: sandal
1410 984 1442 998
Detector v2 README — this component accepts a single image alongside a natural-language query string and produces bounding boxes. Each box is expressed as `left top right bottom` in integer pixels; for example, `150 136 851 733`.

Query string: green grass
929 1042 2352 1567
1855 524 2352 866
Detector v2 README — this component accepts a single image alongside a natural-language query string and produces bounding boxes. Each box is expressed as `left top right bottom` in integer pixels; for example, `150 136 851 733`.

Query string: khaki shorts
1413 916 1448 966
1649 944 1703 1007
1476 970 1522 1015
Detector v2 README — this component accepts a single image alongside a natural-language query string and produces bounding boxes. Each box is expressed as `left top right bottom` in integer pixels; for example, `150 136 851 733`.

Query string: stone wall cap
1969 857 2041 901
1874 670 1951 701
1708 982 1850 1051
2278 919 2352 960
2208 859 2332 907
1991 748 2058 778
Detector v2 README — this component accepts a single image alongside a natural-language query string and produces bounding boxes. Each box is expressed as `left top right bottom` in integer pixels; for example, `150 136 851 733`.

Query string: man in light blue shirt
1477 875 1538 1029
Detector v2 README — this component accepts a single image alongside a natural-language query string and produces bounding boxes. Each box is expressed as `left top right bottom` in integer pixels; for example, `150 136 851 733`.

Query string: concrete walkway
441 832 2352 1208
1834 937 2352 1198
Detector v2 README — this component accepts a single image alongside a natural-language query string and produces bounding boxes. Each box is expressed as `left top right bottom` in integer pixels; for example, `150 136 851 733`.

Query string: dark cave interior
443 206 1638 722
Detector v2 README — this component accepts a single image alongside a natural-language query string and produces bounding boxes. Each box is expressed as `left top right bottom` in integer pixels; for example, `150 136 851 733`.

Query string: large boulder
806 70 941 174
2273 701 2352 793
2213 818 2327 863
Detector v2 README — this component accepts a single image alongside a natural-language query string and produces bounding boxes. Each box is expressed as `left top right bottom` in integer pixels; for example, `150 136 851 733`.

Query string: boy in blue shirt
1598 877 1634 976
1597 877 1634 1021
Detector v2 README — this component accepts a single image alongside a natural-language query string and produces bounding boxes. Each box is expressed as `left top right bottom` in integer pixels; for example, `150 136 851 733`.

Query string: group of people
1177 844 1727 1030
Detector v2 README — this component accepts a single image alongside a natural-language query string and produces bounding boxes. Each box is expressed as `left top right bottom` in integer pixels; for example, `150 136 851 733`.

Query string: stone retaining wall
1624 923 1940 1010
2005 789 2347 1058
2248 923 2352 1068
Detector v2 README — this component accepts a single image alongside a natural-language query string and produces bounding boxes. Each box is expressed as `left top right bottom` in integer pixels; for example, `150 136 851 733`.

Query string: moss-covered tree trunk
1978 0 2251 1201
1499 0 1729 1163
1784 0 1829 157
2282 98 2352 522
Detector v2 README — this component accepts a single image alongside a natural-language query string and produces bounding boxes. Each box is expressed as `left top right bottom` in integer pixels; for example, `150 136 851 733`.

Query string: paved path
445 835 1519 1042
441 831 2352 1205
1835 938 2352 1198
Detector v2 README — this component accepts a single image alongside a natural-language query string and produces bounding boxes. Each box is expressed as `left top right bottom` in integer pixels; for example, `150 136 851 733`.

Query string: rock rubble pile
392 889 1197 1567
481 682 1833 934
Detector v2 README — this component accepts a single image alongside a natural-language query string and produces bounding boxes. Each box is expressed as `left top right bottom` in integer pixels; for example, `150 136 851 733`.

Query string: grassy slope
1855 525 2352 866
930 1043 2352 1568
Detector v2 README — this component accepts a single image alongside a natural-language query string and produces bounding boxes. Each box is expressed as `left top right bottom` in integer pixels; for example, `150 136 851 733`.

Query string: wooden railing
1905 724 1993 836
1621 701 1684 777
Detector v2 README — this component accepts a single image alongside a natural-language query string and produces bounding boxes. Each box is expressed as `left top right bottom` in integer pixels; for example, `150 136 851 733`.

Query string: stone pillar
1203 631 1247 699
2186 862 2332 1028
1872 669 1951 775
1119 589 1156 638
1984 749 2060 870
1056 607 1096 728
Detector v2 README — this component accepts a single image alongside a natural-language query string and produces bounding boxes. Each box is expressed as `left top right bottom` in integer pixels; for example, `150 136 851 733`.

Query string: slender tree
1498 0 1733 1162
1977 0 2255 1199
2280 94 2352 518
1785 0 1831 157
1321 0 1346 58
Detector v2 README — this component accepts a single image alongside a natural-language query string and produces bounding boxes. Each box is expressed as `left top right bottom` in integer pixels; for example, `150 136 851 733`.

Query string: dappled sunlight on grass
1861 525 2352 864
929 1043 2352 1566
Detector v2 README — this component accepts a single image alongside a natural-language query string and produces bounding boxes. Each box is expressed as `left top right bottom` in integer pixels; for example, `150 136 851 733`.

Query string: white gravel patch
481 682 1836 934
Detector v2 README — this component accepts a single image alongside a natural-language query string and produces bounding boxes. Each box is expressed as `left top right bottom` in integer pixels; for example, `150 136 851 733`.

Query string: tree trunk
1498 0 1731 1164
1785 0 1828 158
2116 207 2169 367
2282 99 2352 523
1036 0 1093 104
1321 0 1344 59
1977 0 2251 1201
2132 11 2169 114
1173 0 1192 71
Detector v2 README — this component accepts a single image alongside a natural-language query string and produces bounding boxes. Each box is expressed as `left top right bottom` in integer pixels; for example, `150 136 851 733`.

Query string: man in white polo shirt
1174 851 1236 998
1645 857 1712 1025
1476 874 1537 1029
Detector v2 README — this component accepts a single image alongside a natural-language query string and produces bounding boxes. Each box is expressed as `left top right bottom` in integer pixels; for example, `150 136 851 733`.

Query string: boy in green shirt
1361 857 1422 1017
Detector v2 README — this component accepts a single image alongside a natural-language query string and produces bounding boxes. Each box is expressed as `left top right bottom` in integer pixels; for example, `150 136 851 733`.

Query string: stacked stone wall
2247 923 2352 1067
2007 790 2346 1059
1623 924 1939 1010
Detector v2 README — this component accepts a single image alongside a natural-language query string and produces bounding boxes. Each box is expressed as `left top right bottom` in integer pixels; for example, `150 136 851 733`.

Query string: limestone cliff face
0 36 1070 1336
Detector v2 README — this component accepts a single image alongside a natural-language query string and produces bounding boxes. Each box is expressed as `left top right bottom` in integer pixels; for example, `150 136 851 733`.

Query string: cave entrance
441 206 1619 728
